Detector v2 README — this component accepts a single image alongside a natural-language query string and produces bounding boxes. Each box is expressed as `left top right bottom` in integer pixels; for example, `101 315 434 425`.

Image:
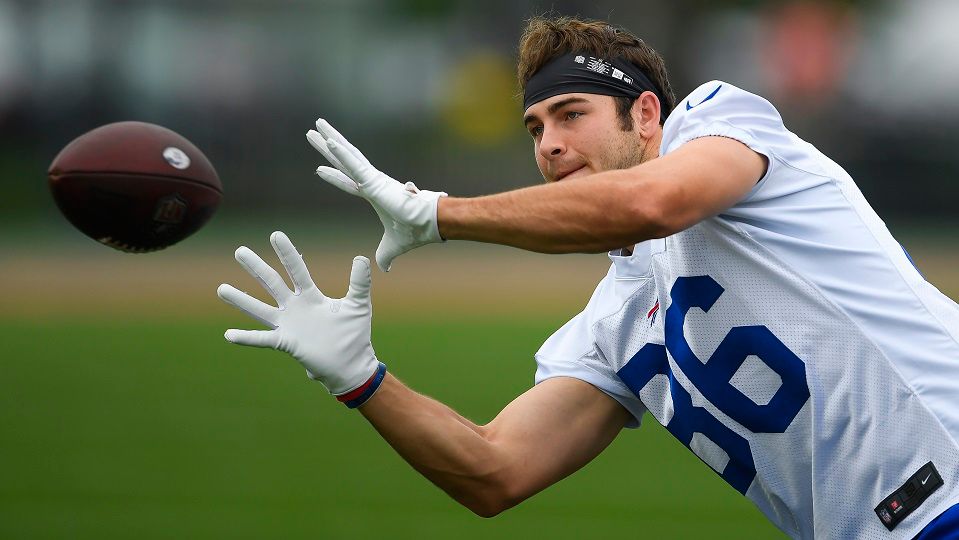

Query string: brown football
48 121 222 252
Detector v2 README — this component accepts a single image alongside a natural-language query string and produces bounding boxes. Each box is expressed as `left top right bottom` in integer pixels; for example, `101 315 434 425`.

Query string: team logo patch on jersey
874 462 943 531
647 301 660 326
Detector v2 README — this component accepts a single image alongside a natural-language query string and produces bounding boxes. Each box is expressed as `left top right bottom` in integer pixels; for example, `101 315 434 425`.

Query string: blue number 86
617 276 810 494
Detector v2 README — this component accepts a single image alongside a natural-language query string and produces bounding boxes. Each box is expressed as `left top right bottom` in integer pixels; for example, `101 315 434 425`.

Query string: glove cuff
429 192 448 242
335 362 388 409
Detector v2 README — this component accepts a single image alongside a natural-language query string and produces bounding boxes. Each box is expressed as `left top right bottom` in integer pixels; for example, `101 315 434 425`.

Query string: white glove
217 231 385 406
306 119 447 272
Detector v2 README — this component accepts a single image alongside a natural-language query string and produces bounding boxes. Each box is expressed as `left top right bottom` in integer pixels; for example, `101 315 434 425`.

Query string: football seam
50 170 223 194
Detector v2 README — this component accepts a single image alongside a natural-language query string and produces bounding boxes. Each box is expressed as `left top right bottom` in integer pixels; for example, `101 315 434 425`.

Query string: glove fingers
324 137 375 186
314 118 369 166
270 231 316 295
315 166 360 196
306 130 349 172
346 256 372 300
224 329 280 349
375 237 410 273
217 283 277 327
235 245 292 303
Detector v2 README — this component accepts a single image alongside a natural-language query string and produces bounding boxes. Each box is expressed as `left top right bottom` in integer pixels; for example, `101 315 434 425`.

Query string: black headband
523 52 664 121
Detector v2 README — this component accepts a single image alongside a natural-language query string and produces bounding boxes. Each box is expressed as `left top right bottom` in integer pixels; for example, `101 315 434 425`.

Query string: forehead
522 92 608 121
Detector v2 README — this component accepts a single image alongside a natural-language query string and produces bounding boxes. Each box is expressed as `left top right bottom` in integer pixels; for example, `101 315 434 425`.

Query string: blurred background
5 0 959 223
2 0 957 538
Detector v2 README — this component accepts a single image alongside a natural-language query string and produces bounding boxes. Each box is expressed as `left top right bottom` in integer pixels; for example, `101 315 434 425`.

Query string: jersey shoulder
661 80 788 157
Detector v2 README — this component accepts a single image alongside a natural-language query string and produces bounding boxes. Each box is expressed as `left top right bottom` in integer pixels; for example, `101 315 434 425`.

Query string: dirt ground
0 243 610 319
4 240 956 320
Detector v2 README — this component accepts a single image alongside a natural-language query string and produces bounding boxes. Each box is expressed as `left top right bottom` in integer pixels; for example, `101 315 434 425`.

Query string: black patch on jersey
874 462 943 531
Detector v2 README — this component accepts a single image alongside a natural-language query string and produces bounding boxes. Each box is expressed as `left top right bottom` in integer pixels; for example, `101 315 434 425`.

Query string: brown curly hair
517 16 676 127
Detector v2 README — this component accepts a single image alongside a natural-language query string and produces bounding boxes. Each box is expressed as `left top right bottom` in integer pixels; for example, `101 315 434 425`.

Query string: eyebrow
523 96 591 126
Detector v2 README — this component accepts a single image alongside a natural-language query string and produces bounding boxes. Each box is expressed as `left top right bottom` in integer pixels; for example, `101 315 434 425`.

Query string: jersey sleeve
661 80 795 202
535 308 649 429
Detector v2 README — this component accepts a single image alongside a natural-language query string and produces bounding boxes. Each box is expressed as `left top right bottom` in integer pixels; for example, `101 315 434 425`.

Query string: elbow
460 489 518 518
440 432 531 518
465 499 507 519
453 472 525 518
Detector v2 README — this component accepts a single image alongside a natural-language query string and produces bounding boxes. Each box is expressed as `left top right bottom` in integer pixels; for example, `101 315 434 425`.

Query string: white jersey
535 81 959 539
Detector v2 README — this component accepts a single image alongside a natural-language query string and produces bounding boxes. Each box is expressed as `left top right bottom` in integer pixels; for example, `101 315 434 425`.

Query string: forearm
437 168 666 253
358 373 508 517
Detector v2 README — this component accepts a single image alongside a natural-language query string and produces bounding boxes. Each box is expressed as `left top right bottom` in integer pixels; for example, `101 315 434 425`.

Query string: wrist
335 362 388 409
436 196 463 241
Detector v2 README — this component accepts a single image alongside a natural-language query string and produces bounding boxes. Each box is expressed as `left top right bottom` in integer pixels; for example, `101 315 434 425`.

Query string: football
48 121 222 252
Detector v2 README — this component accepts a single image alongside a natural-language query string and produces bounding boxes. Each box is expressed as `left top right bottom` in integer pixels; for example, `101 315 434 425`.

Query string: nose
538 128 566 161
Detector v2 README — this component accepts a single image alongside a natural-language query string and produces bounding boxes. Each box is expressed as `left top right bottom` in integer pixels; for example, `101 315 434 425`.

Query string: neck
642 128 664 163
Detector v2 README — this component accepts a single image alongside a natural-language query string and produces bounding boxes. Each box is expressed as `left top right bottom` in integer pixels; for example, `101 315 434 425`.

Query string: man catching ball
219 16 959 538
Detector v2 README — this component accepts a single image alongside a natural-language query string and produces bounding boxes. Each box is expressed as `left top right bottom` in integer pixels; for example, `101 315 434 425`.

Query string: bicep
638 136 768 236
482 376 632 506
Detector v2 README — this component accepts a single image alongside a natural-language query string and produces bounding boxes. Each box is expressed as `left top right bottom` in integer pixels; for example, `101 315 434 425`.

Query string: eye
565 111 583 121
529 125 544 138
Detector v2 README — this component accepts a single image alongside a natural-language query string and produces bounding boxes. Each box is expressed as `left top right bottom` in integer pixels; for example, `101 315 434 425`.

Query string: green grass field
1 313 783 539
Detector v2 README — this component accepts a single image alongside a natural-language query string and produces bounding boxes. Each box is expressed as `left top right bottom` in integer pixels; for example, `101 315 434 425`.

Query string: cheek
572 135 605 167
534 145 548 170
591 128 641 169
572 119 613 159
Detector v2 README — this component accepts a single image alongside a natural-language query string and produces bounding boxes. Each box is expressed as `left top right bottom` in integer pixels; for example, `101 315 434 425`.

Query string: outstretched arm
307 120 766 267
217 232 631 516
359 374 630 517
436 136 767 253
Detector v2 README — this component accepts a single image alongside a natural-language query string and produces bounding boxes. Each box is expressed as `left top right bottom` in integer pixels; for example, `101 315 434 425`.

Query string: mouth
555 165 586 182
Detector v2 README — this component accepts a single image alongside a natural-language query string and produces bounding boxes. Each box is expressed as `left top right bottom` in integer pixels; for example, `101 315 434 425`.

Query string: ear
630 91 662 138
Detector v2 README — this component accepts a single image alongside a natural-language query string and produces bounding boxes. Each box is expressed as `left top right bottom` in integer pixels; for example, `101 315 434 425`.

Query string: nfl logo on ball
154 194 188 225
